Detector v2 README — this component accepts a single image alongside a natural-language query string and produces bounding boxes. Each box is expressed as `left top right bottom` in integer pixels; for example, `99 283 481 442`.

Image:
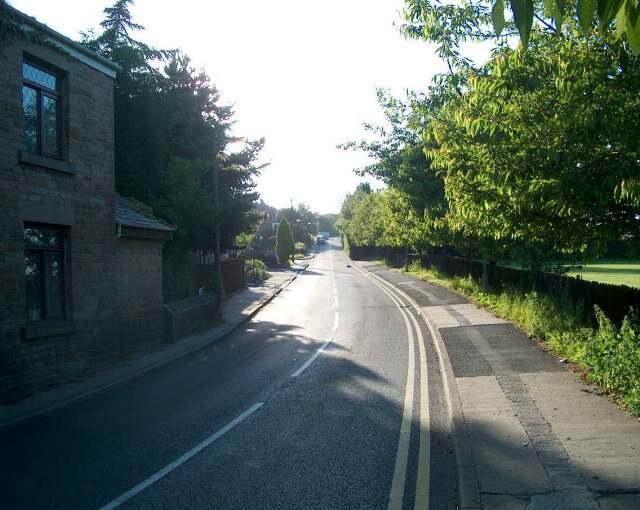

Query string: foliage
245 258 270 283
294 242 306 254
277 204 319 246
341 3 640 264
162 242 194 302
338 187 385 247
585 309 640 412
318 214 339 236
405 261 640 414
83 0 265 253
377 188 428 249
275 218 295 265
340 90 449 249
402 0 640 56
0 2 61 48
80 0 266 300
428 34 640 255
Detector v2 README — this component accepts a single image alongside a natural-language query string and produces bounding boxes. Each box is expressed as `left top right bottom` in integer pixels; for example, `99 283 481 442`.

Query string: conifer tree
275 219 295 265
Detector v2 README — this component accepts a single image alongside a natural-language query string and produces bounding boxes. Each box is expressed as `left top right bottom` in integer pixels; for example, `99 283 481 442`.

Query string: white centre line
291 249 339 378
99 402 264 510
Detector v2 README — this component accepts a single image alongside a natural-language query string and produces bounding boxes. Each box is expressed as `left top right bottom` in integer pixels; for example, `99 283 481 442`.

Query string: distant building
0 5 174 403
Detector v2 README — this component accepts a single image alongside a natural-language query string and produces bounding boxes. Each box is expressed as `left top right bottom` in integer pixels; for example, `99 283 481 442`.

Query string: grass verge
403 260 640 415
566 260 640 288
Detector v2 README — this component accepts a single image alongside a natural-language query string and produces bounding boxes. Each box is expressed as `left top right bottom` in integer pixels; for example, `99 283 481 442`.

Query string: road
0 239 457 509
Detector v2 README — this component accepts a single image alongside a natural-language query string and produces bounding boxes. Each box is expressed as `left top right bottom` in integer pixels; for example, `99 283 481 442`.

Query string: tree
340 90 450 251
318 214 338 236
402 0 640 55
82 0 266 299
427 33 640 256
275 218 295 265
277 204 318 246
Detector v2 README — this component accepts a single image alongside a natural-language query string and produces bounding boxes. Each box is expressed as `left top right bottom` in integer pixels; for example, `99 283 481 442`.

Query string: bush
585 309 640 414
245 259 270 283
294 242 306 254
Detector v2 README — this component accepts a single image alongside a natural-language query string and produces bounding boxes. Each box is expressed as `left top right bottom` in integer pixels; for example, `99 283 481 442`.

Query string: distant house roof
116 195 175 241
2 3 121 78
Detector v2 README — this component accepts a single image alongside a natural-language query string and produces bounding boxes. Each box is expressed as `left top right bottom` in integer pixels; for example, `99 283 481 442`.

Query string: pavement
357 260 640 510
0 259 311 431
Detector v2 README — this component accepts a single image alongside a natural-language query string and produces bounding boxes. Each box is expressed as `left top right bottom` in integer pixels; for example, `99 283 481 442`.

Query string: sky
11 0 450 214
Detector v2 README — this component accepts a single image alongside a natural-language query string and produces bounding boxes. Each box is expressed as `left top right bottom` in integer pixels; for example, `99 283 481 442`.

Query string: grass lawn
567 260 640 289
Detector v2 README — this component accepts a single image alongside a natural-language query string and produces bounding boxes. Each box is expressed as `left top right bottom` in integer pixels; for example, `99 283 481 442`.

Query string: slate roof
115 195 175 232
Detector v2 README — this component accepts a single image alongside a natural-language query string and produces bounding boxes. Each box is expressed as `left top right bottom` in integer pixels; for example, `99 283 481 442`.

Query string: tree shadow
0 314 619 510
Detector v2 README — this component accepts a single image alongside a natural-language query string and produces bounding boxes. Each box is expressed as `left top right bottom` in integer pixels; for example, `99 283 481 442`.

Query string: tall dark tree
83 0 266 299
275 218 295 265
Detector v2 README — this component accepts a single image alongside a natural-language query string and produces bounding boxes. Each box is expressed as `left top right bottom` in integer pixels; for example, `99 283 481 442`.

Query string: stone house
0 5 174 403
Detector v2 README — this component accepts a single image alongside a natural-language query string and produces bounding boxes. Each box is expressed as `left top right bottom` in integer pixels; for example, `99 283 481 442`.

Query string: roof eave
117 224 174 242
3 3 121 78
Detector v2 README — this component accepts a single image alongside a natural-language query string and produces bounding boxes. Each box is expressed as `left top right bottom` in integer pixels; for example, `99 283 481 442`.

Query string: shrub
585 308 640 413
245 259 270 283
294 242 306 254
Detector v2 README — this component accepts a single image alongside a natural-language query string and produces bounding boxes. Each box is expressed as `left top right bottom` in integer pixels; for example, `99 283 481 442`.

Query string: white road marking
291 249 339 378
99 403 264 510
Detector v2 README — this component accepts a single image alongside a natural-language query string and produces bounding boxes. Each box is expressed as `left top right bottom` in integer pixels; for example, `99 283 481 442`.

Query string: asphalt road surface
0 239 457 509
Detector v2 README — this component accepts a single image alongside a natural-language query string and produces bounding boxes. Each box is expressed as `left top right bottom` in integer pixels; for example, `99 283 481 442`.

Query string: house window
22 60 62 159
24 224 67 322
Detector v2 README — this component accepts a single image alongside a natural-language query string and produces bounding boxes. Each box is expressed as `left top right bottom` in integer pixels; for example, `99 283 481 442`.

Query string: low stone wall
164 292 220 342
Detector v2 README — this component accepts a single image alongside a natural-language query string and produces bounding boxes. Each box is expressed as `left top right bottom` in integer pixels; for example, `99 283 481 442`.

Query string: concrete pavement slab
523 371 640 492
598 494 640 509
481 494 528 509
458 375 552 495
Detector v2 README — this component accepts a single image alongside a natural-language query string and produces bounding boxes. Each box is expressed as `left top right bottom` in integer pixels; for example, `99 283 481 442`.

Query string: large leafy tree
428 33 640 255
340 90 450 250
402 0 640 54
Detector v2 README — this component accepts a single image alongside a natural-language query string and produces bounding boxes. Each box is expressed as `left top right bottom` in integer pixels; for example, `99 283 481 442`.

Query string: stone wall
114 238 167 352
0 35 166 404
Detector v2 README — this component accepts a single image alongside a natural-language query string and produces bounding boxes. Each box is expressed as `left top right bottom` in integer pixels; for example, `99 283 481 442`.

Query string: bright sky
11 0 450 213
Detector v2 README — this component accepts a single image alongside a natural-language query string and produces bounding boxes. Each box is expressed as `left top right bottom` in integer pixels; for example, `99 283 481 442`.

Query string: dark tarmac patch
440 328 493 378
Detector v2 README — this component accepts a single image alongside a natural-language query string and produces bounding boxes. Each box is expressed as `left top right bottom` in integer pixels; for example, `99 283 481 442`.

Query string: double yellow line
352 263 430 510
